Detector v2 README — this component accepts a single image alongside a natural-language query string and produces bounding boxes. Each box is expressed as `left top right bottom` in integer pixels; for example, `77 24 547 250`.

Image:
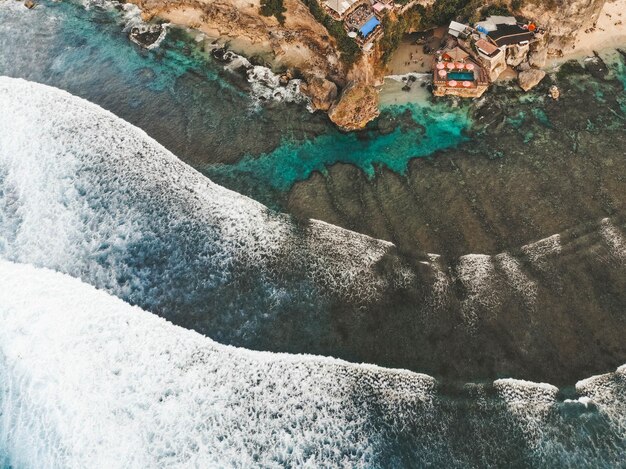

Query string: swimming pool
447 71 474 81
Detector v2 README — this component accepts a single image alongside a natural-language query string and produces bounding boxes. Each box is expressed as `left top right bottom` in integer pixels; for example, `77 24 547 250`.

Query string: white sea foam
494 379 559 450
384 72 431 83
0 260 437 468
576 365 626 431
0 76 413 338
0 76 625 468
219 50 309 107
521 234 562 269
495 252 538 310
600 217 626 263
455 254 499 329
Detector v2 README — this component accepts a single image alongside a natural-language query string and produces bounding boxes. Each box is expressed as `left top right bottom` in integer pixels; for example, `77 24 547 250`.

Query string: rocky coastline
121 0 620 130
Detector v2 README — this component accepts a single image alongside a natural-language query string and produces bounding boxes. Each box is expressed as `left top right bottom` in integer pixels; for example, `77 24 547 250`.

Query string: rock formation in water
518 68 546 91
299 74 338 111
328 83 380 131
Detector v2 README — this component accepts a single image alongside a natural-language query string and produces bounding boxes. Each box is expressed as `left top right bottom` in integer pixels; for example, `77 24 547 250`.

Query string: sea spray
0 261 624 467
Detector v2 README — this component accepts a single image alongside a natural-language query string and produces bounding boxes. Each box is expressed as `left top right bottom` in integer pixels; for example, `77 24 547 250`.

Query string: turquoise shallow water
0 0 472 204
205 101 471 192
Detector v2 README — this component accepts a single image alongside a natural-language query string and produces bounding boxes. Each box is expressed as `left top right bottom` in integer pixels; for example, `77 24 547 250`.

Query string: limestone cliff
328 83 380 131
126 0 612 130
131 0 345 83
127 0 382 128
499 0 607 57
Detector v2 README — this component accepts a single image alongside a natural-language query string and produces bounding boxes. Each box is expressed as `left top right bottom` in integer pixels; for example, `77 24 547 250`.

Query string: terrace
345 3 382 44
432 48 489 98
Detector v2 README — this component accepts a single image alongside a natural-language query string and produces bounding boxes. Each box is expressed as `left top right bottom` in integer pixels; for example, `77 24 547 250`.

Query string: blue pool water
447 71 474 81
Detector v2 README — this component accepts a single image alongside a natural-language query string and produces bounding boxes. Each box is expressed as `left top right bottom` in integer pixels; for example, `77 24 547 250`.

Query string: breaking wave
0 76 414 348
216 48 309 107
1 261 624 468
0 76 625 384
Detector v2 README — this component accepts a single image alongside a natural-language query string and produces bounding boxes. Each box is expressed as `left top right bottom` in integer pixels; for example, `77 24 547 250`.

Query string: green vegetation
379 6 425 64
300 0 362 66
420 0 557 26
419 0 518 26
260 0 287 25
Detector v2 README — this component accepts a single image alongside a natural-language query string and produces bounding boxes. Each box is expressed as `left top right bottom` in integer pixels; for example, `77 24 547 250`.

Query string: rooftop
475 38 500 57
324 0 359 16
448 20 468 37
487 24 534 47
443 46 469 62
476 15 517 32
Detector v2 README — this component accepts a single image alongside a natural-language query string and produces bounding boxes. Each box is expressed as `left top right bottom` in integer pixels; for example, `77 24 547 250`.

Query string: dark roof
487 24 534 47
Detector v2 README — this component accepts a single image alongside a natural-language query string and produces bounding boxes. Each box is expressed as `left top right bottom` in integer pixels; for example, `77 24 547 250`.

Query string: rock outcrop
300 75 338 112
328 84 379 132
517 0 606 56
126 0 386 129
528 48 547 68
518 69 546 91
129 0 346 83
506 43 529 67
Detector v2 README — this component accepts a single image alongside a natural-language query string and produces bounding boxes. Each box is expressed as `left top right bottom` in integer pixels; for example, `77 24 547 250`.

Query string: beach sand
387 27 446 75
563 0 626 59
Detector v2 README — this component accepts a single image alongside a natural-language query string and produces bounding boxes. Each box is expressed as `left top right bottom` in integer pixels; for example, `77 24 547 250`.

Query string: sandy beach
386 27 447 75
562 0 626 59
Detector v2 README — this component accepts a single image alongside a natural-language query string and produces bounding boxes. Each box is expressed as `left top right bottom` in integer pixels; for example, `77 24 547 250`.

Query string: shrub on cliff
260 0 287 25
379 7 424 64
300 0 361 66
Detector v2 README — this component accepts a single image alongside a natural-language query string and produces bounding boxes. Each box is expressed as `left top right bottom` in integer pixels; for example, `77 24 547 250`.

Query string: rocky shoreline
120 0 618 130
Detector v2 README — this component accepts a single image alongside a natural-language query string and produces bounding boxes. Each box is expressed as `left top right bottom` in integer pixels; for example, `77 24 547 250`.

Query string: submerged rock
518 69 546 92
549 85 560 100
584 52 609 79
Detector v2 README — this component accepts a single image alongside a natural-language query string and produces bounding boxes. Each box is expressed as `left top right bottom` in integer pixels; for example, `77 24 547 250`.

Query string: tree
260 0 287 25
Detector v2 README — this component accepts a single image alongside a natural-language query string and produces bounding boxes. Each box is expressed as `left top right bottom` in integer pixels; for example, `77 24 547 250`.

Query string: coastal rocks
300 75 338 112
518 69 546 92
584 52 609 79
549 85 560 100
129 23 165 49
528 31 548 68
506 43 530 67
328 84 379 132
23 0 35 8
528 48 548 69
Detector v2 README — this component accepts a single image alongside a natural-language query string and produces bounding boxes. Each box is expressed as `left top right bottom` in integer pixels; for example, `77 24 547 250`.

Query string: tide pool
204 101 471 194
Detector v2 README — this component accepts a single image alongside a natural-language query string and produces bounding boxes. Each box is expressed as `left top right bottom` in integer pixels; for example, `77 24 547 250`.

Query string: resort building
474 38 506 81
433 15 539 95
476 16 536 67
448 21 471 39
345 3 383 45
323 0 361 20
432 47 489 98
321 0 383 49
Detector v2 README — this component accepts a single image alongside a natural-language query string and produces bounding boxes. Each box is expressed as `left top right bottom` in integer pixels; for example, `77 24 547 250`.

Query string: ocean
0 0 625 466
